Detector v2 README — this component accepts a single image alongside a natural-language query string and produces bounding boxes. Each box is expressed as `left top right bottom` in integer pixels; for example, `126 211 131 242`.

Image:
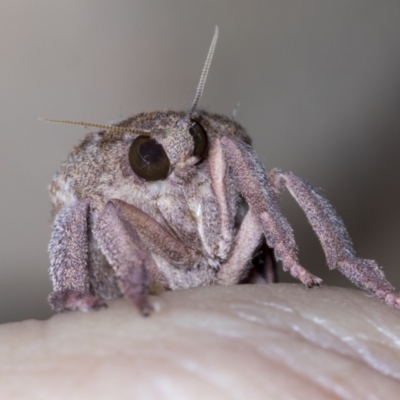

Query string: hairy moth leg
108 199 200 268
221 137 322 287
217 210 264 284
269 169 400 308
94 201 153 315
209 139 275 285
208 137 236 256
48 199 104 312
94 199 199 315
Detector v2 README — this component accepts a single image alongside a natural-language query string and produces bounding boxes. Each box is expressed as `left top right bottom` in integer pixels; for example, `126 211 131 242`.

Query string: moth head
128 118 208 181
133 25 217 180
41 27 218 183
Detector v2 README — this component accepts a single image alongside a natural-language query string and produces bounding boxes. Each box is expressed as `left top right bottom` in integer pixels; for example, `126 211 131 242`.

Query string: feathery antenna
39 118 151 136
187 26 219 117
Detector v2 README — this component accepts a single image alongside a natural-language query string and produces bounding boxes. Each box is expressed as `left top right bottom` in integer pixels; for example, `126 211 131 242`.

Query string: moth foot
48 290 107 313
383 292 400 309
125 294 154 317
138 300 154 317
290 264 323 288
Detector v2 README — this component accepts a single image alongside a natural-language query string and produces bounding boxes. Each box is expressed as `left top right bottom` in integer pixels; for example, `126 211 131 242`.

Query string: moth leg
94 201 153 315
221 137 322 287
217 210 264 285
109 199 199 268
48 199 104 312
268 169 400 309
209 139 276 285
94 199 199 315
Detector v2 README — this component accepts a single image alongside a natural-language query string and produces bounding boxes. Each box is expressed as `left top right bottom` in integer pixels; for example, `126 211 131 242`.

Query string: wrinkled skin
1 284 400 399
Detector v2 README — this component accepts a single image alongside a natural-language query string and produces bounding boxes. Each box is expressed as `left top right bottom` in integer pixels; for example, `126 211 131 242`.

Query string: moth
45 27 400 315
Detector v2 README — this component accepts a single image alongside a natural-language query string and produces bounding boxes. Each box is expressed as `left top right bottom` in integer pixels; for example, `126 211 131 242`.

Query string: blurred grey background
1 1 400 323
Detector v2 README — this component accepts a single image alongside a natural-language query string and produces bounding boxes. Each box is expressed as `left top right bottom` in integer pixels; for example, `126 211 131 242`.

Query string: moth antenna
39 118 151 136
187 26 219 117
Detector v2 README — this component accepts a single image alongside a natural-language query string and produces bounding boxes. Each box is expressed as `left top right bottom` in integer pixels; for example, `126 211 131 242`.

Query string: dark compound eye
189 120 208 160
129 136 170 181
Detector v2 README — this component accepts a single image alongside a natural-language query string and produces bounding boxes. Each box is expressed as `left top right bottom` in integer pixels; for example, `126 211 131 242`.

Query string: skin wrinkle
183 313 396 399
256 337 391 400
320 329 400 380
167 333 336 399
235 294 400 380
297 316 367 358
175 363 246 400
200 287 400 384
177 346 340 400
315 322 400 380
368 320 400 349
292 324 397 386
263 356 345 400
231 306 370 371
